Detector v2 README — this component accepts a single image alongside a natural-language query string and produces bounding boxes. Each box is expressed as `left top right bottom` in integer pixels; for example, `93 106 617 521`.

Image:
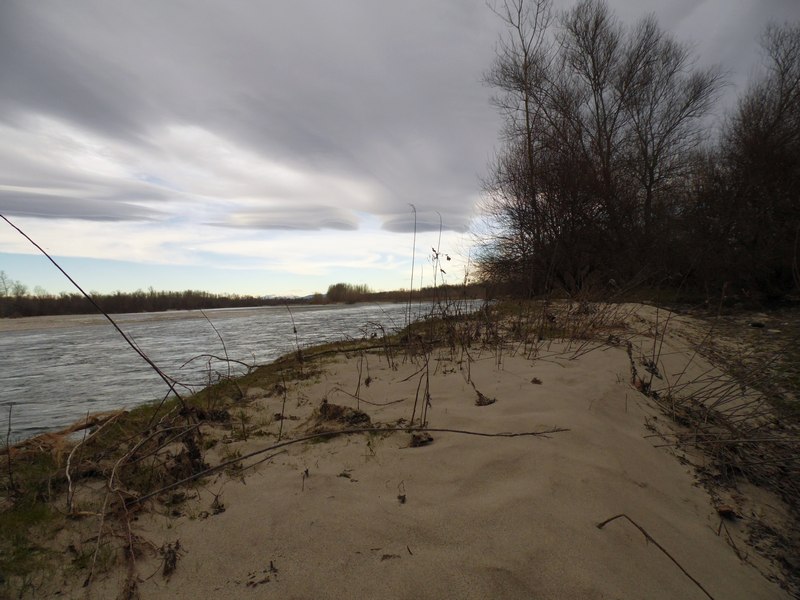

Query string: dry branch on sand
1 300 798 599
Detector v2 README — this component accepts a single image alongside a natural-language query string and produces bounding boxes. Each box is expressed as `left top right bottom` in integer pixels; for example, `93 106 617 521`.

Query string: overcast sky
1 0 797 296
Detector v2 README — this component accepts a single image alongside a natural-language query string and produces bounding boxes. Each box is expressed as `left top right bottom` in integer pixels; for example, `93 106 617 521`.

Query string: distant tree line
324 282 487 305
479 0 800 301
0 281 306 318
0 272 487 318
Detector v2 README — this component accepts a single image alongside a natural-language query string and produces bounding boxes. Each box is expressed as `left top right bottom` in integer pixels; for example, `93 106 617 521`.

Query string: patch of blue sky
132 172 176 190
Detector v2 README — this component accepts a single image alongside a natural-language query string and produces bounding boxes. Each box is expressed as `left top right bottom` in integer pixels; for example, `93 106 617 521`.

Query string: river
0 301 470 440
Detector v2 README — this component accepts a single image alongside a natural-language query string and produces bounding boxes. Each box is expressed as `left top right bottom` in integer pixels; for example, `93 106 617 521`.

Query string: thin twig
278 372 288 441
85 490 111 588
0 214 185 409
5 404 15 493
123 425 201 467
179 353 253 372
285 303 303 365
327 386 407 407
596 513 715 600
407 203 417 329
66 411 124 513
200 310 231 379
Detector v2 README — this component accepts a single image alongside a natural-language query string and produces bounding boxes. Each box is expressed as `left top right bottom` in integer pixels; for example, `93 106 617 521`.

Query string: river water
0 302 464 441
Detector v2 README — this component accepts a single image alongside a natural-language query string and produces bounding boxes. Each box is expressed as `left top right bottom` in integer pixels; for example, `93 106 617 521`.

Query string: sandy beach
5 304 796 599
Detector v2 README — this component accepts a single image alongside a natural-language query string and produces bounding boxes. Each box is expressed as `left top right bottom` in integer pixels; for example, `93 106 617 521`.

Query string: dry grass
623 304 800 596
1 297 798 597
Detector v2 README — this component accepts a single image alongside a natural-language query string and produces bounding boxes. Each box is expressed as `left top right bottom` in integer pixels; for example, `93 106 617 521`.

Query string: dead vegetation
624 304 800 596
1 296 797 597
0 298 483 596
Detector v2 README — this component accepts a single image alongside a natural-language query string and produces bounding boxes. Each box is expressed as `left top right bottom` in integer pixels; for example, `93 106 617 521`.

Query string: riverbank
1 301 465 438
2 303 797 598
0 283 487 319
0 302 415 333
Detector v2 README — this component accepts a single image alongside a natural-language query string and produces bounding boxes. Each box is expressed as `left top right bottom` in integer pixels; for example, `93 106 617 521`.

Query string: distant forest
0 276 485 318
477 0 799 302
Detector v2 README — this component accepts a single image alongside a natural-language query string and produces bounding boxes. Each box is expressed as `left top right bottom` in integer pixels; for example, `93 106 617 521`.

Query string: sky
1 0 797 297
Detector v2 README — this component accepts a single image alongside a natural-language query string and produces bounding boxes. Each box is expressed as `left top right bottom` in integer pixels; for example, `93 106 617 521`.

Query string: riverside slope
67 313 791 600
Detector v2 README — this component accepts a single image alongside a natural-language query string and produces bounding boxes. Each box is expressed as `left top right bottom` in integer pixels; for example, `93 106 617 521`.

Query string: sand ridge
70 321 791 600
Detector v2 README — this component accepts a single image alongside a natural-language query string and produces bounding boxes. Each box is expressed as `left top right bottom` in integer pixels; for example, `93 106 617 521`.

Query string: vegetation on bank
2 296 799 596
2 2 799 595
0 300 487 593
0 273 487 319
479 0 799 302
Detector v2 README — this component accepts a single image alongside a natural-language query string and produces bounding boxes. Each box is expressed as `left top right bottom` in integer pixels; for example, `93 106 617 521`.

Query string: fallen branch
596 513 715 600
127 425 569 507
179 354 253 372
327 385 408 407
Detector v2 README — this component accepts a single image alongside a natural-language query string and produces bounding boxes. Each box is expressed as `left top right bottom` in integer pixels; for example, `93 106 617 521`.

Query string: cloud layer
0 1 499 235
1 0 796 292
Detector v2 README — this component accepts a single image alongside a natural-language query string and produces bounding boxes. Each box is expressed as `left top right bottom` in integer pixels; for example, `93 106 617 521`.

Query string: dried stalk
66 411 124 513
597 513 715 600
5 404 15 493
1 214 186 410
200 310 231 379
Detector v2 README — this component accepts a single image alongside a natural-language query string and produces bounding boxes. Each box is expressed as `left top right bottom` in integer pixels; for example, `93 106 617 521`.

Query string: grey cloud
0 143 179 222
213 206 359 231
0 7 155 144
0 1 502 231
1 0 795 233
381 212 471 234
0 193 164 221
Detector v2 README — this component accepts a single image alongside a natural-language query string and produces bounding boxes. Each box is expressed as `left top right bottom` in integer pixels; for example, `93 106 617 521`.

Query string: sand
20 304 794 599
49 304 789 600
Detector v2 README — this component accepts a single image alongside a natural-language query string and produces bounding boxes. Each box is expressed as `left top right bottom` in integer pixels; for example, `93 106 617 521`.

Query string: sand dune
69 307 792 599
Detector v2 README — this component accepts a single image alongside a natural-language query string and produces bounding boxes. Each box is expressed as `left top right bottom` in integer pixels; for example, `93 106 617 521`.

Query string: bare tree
481 0 554 292
480 0 723 293
556 0 722 248
0 271 10 297
485 0 553 173
621 16 723 240
713 21 800 295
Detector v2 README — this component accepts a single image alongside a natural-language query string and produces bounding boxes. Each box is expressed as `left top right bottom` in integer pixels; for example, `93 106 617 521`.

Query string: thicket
479 0 800 302
325 282 372 304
